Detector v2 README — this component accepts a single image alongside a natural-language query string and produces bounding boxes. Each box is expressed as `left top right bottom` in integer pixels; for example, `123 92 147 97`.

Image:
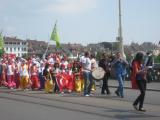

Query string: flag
0 32 4 49
50 21 60 48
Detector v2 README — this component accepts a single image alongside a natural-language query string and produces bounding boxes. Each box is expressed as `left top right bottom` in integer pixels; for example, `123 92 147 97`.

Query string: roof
4 37 26 43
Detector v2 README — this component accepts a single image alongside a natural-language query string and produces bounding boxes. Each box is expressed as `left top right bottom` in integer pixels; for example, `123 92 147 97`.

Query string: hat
61 64 65 68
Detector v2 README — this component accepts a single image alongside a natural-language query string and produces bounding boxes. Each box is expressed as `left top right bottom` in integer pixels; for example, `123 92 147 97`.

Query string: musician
43 63 54 93
72 61 82 92
52 62 60 93
66 64 74 93
38 61 45 90
81 52 93 96
0 61 2 86
20 60 30 91
61 56 69 69
14 62 21 89
99 53 111 95
0 60 7 86
90 54 98 91
6 59 16 89
30 63 40 90
132 52 147 111
112 52 128 98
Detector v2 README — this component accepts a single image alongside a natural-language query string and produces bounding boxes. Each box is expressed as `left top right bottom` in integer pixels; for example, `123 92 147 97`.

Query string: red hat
67 64 72 68
61 64 65 68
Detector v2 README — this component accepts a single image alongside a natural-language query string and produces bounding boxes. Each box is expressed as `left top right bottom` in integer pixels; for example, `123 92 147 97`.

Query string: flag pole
43 35 50 59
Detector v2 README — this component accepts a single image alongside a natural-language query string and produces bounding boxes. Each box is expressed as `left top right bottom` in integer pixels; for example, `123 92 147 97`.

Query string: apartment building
4 37 28 57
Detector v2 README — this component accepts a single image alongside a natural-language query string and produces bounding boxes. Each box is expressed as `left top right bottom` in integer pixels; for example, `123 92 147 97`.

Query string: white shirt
48 58 55 65
79 56 85 63
91 58 98 69
82 57 91 72
7 64 14 75
20 64 29 77
61 61 68 69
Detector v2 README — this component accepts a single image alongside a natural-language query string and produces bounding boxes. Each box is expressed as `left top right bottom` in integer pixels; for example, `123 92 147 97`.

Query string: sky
0 0 160 45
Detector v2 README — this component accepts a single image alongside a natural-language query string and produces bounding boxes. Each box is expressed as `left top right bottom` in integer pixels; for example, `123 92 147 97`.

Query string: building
4 37 28 57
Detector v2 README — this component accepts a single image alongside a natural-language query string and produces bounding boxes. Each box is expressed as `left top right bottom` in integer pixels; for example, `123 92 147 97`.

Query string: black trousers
133 79 146 109
52 76 59 93
101 73 110 94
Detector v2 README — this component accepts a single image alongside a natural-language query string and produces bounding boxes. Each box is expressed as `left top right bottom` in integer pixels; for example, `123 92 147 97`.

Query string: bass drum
92 67 105 81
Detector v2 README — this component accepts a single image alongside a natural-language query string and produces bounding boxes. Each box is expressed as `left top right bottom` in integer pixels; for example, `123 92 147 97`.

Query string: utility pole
118 0 126 59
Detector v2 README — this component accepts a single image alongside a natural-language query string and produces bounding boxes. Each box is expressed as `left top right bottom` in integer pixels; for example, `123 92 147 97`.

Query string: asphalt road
0 87 160 120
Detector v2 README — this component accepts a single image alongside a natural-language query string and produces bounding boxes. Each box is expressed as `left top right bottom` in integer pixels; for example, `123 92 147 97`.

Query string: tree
154 55 160 63
0 48 5 57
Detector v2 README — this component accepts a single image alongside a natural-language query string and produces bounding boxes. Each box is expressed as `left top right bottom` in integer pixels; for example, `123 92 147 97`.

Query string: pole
43 35 50 59
118 0 126 59
42 42 49 59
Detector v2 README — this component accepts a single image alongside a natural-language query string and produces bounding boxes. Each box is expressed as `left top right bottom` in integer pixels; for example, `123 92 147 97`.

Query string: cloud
42 0 97 14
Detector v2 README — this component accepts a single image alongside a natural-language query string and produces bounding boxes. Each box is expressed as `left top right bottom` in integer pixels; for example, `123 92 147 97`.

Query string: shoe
139 108 146 112
107 91 111 95
115 91 120 96
120 95 124 98
133 105 139 111
85 94 90 97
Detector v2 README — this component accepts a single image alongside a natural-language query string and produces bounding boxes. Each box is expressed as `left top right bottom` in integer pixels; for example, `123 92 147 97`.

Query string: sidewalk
97 79 160 91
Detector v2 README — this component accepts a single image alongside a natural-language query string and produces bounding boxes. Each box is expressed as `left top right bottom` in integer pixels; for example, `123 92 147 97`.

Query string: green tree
154 55 160 63
0 48 5 57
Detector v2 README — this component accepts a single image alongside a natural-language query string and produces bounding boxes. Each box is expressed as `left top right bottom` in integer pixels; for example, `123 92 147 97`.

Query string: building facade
4 37 28 57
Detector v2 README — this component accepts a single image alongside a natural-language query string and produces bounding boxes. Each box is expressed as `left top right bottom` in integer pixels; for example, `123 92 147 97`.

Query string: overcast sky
0 0 160 45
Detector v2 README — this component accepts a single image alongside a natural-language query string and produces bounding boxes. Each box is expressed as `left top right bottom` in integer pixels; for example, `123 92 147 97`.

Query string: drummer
90 54 98 91
99 53 111 95
81 51 93 97
91 54 98 69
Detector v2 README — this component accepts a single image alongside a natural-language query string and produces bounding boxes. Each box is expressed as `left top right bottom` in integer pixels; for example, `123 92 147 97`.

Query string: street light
118 0 126 59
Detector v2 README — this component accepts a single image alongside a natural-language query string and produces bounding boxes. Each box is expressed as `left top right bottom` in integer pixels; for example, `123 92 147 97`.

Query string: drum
92 67 105 81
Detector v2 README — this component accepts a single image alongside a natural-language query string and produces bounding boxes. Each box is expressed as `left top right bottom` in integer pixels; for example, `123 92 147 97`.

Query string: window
10 48 12 52
14 48 16 51
18 48 20 51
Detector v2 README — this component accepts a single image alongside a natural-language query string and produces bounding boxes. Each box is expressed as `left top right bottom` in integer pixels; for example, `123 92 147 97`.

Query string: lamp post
118 0 126 59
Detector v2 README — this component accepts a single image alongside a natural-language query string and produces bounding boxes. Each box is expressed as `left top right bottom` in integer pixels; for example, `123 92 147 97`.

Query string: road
0 86 160 120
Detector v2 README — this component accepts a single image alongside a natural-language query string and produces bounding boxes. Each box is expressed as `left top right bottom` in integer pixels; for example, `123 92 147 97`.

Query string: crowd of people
0 51 152 112
0 53 96 93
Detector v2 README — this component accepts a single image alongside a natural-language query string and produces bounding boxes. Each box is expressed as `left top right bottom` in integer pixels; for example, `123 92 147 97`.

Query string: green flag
50 21 60 48
0 32 4 49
